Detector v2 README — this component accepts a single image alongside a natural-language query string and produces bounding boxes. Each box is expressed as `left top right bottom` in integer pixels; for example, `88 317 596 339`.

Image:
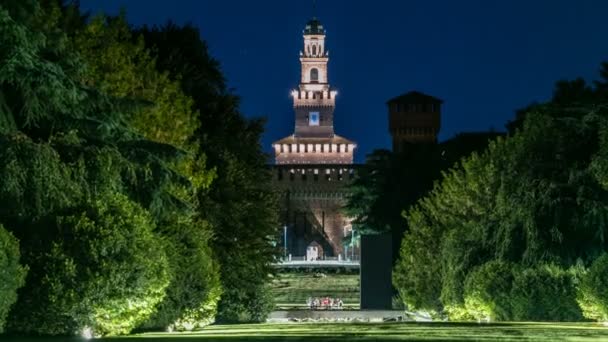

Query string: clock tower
271 17 359 260
273 17 356 164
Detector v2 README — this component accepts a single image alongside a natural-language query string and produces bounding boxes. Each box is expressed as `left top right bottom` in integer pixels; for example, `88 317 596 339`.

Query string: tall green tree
138 23 280 323
64 8 221 330
0 1 206 335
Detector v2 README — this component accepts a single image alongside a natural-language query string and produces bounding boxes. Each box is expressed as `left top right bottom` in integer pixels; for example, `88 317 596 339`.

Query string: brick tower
387 91 442 153
272 17 358 260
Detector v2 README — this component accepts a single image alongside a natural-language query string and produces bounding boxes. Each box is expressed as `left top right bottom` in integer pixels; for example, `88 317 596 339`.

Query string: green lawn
5 322 608 341
271 272 360 308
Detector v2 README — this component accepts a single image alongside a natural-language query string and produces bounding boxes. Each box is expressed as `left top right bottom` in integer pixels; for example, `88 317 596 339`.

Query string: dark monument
360 234 393 310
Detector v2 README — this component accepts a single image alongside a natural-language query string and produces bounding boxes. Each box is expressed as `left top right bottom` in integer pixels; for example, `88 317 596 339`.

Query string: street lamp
343 226 348 261
283 225 287 260
351 228 355 261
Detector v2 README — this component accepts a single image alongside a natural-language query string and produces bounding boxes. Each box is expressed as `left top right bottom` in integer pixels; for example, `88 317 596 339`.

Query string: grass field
5 322 608 341
270 272 359 308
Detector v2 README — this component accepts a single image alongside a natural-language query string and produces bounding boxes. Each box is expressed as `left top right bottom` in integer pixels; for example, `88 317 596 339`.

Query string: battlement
292 89 337 107
271 164 362 185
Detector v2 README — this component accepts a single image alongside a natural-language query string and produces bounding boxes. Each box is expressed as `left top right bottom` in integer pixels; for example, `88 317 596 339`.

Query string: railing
274 258 360 267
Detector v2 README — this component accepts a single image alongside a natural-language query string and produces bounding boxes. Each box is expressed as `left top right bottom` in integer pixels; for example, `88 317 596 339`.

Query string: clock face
309 112 320 126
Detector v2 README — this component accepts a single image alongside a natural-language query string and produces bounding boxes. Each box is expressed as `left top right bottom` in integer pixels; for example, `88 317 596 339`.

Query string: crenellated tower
271 17 359 260
273 17 356 165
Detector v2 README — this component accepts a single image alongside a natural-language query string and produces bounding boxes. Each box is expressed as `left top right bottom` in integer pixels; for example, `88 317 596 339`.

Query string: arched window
310 68 319 82
312 44 317 55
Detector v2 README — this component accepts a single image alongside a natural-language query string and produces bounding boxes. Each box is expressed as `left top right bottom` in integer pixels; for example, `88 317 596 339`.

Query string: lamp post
343 226 348 261
283 225 287 260
351 228 355 261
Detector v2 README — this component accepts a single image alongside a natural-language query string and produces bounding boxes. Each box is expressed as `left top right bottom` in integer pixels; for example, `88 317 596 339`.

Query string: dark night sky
80 0 608 162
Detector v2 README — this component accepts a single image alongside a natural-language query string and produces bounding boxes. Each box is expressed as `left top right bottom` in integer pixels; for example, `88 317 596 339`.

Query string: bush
216 282 275 323
141 217 221 331
511 264 582 321
578 253 608 322
393 208 443 312
0 224 27 333
8 193 170 336
463 260 515 321
246 284 275 323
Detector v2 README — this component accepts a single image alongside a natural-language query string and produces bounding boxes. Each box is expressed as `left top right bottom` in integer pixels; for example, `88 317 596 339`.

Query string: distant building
271 17 359 260
387 91 442 153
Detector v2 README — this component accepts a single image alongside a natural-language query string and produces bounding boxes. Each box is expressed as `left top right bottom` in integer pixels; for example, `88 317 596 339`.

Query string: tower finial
313 0 317 19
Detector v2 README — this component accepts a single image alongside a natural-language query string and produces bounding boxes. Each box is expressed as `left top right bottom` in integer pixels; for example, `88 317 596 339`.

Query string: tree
393 62 608 319
510 265 582 322
73 13 199 150
346 137 501 265
578 253 608 322
8 194 170 336
1 2 214 334
463 260 515 321
138 23 280 323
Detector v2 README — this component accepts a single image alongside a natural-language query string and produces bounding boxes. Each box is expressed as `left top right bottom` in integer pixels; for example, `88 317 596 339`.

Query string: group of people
306 296 344 310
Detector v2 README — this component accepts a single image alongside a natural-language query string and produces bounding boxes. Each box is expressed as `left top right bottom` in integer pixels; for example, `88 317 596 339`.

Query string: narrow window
310 68 319 82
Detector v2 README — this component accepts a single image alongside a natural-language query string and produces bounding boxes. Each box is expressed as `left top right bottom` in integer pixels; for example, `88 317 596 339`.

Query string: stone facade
272 18 358 259
272 164 359 257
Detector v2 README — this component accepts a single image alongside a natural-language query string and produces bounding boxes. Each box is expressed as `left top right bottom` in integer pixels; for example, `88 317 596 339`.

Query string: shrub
0 224 27 333
216 282 275 323
578 253 608 322
463 260 515 321
511 264 582 321
141 217 221 331
8 193 170 336
246 284 275 323
393 208 443 312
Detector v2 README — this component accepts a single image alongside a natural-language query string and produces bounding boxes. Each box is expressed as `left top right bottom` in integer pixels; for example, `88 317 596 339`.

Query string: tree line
0 0 278 336
347 60 608 321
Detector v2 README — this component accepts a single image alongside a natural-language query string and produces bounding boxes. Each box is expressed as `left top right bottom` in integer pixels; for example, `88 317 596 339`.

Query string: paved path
274 260 360 268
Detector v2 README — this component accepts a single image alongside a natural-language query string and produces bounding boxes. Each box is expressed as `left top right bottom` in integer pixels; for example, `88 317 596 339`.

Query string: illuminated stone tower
273 18 356 164
272 17 359 260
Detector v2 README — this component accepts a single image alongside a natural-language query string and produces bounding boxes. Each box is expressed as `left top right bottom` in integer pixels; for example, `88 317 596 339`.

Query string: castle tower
271 17 359 260
387 91 442 153
273 18 356 164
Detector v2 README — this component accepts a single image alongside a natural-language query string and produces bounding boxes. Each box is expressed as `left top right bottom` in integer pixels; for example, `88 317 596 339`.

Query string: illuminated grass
271 272 360 308
119 322 608 341
5 322 608 341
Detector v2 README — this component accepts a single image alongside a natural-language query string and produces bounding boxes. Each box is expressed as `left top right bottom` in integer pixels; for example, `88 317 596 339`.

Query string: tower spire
312 0 317 18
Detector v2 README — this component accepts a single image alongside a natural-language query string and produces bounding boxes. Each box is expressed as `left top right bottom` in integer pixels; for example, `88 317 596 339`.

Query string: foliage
1 2 221 335
74 13 199 150
578 253 608 322
463 260 515 321
8 194 170 336
393 61 608 320
0 134 82 222
393 207 443 312
346 137 500 264
510 265 583 322
141 216 222 331
139 23 280 323
0 224 27 333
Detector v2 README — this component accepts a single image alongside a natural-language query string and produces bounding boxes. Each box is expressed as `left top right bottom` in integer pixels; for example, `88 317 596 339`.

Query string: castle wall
272 165 360 258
